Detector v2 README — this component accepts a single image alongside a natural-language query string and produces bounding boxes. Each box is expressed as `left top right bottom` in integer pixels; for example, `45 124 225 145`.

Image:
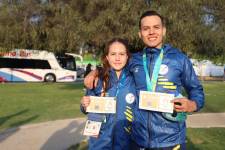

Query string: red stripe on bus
12 69 43 80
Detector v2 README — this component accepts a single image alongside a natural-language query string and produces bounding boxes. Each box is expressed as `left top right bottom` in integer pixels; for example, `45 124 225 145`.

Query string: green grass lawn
200 81 225 112
0 83 85 132
0 81 225 149
0 81 225 132
187 128 225 150
69 128 225 150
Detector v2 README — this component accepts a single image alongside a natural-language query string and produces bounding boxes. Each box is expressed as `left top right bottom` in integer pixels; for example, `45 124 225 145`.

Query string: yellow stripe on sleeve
126 109 132 114
124 127 131 133
163 85 177 89
126 117 132 122
126 106 131 109
124 112 133 120
158 82 174 85
158 78 168 81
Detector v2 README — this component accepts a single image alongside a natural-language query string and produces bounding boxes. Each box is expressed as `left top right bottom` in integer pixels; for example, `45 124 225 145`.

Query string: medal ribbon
143 48 164 92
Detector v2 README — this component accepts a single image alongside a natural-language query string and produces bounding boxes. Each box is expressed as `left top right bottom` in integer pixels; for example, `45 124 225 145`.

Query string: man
84 10 204 150
129 10 204 150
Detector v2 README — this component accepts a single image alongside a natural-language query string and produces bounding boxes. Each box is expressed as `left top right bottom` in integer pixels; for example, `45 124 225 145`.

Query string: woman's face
106 42 128 72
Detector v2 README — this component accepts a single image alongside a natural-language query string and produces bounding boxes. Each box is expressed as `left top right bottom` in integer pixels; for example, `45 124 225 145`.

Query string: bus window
0 58 51 69
66 60 76 71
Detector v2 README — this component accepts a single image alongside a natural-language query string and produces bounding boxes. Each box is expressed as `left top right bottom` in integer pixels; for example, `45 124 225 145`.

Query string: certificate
139 91 174 113
86 96 116 113
83 120 102 136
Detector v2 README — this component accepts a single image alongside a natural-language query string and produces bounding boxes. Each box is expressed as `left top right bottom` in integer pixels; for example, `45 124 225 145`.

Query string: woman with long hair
81 38 138 150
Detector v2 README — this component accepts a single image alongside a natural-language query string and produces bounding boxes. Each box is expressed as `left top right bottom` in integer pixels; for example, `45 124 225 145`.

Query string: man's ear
163 26 166 37
138 31 142 39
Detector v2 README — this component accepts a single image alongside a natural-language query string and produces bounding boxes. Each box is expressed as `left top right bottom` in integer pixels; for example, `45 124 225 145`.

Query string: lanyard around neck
143 48 164 92
102 70 125 97
115 71 126 97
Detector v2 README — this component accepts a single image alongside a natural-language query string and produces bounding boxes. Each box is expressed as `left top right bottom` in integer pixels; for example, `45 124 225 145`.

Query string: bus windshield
55 54 76 71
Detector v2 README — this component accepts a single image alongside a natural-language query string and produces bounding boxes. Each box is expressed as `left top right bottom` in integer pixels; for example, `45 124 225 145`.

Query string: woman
80 38 138 150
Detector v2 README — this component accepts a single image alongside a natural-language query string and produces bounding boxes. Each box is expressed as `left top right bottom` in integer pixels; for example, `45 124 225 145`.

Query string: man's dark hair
139 10 165 29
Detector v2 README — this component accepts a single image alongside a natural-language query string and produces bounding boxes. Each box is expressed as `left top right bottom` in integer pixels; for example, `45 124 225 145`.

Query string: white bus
0 49 77 82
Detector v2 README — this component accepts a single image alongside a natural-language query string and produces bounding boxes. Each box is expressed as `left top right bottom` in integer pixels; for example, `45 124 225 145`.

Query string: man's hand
84 70 99 89
171 98 197 112
81 96 91 111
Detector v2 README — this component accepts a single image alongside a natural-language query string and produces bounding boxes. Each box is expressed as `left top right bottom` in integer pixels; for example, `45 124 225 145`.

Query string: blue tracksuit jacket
82 68 137 150
129 44 204 148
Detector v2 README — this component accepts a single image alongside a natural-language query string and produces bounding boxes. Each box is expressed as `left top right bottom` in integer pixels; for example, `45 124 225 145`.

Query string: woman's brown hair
100 38 130 96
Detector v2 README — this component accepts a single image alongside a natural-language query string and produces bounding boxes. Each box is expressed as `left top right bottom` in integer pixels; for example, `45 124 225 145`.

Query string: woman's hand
81 96 91 111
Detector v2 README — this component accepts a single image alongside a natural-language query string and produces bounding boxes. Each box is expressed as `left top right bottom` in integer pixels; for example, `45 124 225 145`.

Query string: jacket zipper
113 78 120 146
148 52 154 147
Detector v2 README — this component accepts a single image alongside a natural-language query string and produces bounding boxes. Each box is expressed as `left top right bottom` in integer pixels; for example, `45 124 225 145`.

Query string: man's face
139 15 166 49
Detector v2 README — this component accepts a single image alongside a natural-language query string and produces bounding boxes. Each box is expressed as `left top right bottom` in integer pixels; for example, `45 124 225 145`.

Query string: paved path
0 113 225 150
0 118 87 150
186 113 225 128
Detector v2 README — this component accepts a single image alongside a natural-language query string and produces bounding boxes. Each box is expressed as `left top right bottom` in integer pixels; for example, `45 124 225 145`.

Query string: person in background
81 38 139 150
84 63 92 78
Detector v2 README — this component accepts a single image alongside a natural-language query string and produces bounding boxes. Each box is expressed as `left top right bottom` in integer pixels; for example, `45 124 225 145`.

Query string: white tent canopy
191 59 224 77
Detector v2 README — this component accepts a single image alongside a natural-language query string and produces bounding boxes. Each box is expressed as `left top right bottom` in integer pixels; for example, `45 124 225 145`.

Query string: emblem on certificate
86 96 116 113
139 91 174 113
83 120 102 136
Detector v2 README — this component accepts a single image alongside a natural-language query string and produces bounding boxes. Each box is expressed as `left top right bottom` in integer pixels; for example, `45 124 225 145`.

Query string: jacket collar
144 44 173 54
109 67 128 83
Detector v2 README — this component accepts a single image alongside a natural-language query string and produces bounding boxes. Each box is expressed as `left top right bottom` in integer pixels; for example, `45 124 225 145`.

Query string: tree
0 0 224 63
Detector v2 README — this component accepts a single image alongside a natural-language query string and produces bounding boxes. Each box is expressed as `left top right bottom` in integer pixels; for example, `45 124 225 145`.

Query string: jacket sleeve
127 53 137 73
181 56 205 111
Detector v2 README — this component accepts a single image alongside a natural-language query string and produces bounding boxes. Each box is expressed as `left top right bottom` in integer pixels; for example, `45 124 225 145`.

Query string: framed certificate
86 96 116 113
139 91 174 113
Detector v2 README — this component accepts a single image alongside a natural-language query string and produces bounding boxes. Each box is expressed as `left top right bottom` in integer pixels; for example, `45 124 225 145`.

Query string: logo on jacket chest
134 67 139 73
125 93 135 104
159 64 169 75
